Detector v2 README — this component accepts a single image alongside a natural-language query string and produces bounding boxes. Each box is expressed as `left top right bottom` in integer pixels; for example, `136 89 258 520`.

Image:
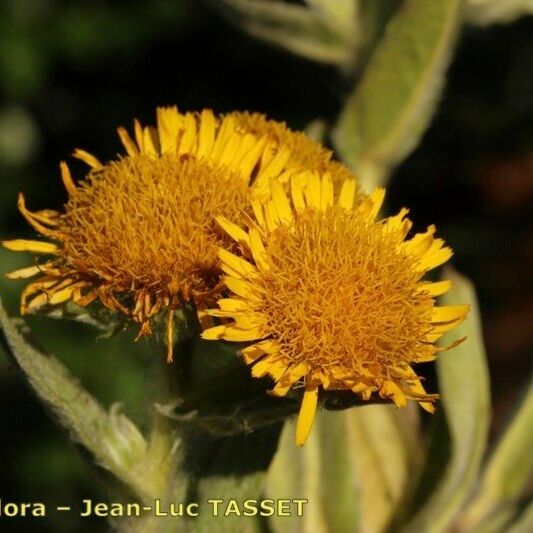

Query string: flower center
257 207 434 374
60 154 251 299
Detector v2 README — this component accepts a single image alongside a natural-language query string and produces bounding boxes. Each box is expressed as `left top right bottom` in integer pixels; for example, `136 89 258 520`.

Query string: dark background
0 1 531 531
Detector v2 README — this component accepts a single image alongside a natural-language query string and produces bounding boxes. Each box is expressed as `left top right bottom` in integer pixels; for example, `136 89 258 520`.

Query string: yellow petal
241 340 279 364
211 115 236 160
20 277 58 313
201 324 226 340
383 208 411 238
360 388 373 400
379 380 407 408
251 199 266 229
233 312 264 330
197 109 216 158
5 265 43 279
48 282 86 305
255 147 290 184
72 149 102 169
432 305 470 323
215 216 249 247
251 353 281 378
249 228 270 271
207 309 240 319
304 172 321 209
225 276 260 300
237 135 268 182
315 370 334 389
264 201 280 232
218 298 250 312
134 119 144 152
270 362 309 397
266 360 291 382
416 280 452 297
419 400 436 413
219 248 257 278
166 309 175 363
295 385 319 447
17 194 59 238
2 240 58 254
370 187 386 218
60 161 78 196
320 173 334 211
73 288 98 307
418 243 453 271
270 179 293 224
290 174 306 211
143 126 159 155
157 106 180 154
222 325 265 342
403 366 436 413
430 317 467 335
178 113 197 155
425 332 445 343
276 169 293 186
33 209 61 221
404 225 436 257
338 178 356 211
25 293 49 312
349 379 377 396
117 127 139 158
359 187 385 219
218 131 240 168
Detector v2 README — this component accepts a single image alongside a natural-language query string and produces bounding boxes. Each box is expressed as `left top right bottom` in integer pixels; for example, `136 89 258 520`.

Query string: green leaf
507 500 533 533
460 377 533 530
210 0 358 65
346 405 422 532
267 404 420 532
267 410 359 533
466 0 533 26
0 298 168 503
401 269 491 533
357 0 403 68
333 0 463 191
303 0 359 37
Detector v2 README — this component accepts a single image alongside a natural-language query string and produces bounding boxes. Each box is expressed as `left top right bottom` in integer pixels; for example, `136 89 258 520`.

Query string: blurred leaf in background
210 0 360 67
467 0 533 26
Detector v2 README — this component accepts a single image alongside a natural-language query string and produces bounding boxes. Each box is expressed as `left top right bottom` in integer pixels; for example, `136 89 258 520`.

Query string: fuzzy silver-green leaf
402 269 491 533
333 0 462 190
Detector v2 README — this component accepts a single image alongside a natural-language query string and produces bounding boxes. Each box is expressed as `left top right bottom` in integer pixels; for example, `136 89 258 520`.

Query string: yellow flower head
203 173 469 446
2 107 305 361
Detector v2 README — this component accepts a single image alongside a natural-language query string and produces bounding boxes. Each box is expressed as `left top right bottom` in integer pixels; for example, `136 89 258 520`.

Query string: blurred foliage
0 0 186 99
466 0 533 26
210 0 360 66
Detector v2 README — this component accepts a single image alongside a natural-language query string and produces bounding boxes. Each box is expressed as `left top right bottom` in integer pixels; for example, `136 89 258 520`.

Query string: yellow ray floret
202 173 469 446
